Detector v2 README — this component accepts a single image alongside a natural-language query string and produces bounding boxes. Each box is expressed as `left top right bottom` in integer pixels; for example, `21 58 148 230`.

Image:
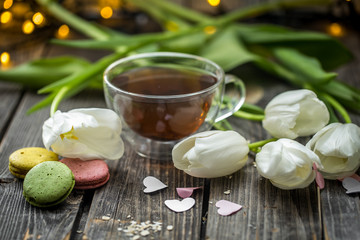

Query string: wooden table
1 8 360 240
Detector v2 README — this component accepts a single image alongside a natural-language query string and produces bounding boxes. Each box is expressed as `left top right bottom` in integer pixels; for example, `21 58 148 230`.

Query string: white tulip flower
263 89 329 139
42 108 124 160
306 123 360 179
172 130 249 178
256 138 322 190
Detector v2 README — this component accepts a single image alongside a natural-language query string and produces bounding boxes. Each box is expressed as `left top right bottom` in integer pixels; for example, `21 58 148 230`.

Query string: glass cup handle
215 74 246 123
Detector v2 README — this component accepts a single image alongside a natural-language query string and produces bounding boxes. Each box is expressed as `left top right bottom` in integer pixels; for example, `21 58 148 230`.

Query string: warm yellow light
208 0 221 7
0 11 12 24
328 23 344 37
3 0 13 9
100 6 113 19
22 20 35 34
57 24 70 39
1 52 10 64
32 12 45 25
165 21 179 32
204 25 217 35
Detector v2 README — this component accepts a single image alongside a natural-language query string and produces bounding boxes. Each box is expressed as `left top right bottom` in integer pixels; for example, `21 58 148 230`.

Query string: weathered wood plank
0 88 105 240
0 82 22 141
320 28 360 240
205 90 322 239
81 151 205 239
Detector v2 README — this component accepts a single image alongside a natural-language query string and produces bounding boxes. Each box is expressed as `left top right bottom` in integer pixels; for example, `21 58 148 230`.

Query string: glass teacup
104 52 245 159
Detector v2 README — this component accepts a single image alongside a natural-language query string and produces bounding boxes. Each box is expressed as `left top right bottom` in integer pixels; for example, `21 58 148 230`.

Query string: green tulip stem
321 93 352 123
50 86 69 116
233 110 265 121
248 138 277 152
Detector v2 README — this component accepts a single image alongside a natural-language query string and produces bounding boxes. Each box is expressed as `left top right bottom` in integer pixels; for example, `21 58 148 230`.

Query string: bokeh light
208 0 221 7
32 12 45 25
328 23 344 37
204 25 217 35
57 24 70 39
0 11 12 24
22 20 35 34
3 0 13 9
100 6 113 19
1 52 10 64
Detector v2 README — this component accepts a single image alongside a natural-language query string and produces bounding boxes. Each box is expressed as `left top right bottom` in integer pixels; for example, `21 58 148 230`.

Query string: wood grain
81 151 205 240
320 27 360 240
0 88 105 240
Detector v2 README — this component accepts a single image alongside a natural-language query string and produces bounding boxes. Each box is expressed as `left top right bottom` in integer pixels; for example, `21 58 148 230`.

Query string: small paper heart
176 187 202 198
215 200 242 216
164 198 195 212
342 177 360 194
143 176 167 193
350 174 360 182
313 164 324 189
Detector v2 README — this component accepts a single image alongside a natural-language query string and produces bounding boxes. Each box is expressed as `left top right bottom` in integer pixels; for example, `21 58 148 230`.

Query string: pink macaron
60 158 110 190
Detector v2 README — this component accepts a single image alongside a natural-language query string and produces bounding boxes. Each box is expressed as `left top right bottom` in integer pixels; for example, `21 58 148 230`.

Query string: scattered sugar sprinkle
102 216 111 221
118 219 163 238
140 230 150 236
224 190 231 195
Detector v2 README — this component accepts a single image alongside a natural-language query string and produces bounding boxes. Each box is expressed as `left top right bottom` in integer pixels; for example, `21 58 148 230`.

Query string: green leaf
159 31 208 53
198 25 257 71
271 47 337 84
236 24 353 70
0 56 91 89
317 80 360 110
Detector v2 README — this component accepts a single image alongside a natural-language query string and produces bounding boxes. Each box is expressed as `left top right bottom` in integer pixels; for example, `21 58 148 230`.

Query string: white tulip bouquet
172 89 360 190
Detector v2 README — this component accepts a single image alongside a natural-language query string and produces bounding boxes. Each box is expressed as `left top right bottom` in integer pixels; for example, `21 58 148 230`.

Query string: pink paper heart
164 198 195 212
342 177 360 194
143 176 167 193
350 174 360 182
215 200 242 216
313 164 324 189
176 187 202 198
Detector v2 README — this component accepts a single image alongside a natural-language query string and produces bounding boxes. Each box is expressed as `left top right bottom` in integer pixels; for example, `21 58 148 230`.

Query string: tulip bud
306 123 360 179
42 108 124 160
256 138 322 190
263 89 329 139
172 130 249 178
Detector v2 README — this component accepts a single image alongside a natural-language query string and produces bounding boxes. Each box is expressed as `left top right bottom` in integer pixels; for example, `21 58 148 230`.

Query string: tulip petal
307 123 360 179
263 89 329 139
42 108 124 160
256 138 320 190
172 130 249 178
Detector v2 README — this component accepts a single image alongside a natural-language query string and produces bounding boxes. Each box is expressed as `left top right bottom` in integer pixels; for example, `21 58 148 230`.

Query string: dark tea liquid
111 66 217 141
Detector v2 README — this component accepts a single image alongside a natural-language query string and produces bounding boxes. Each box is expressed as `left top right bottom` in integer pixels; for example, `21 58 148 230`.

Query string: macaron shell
8 165 27 178
74 173 110 190
23 161 75 207
60 158 110 189
9 147 58 179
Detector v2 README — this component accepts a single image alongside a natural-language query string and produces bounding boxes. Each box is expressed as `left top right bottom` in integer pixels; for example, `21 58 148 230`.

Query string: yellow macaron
9 147 59 179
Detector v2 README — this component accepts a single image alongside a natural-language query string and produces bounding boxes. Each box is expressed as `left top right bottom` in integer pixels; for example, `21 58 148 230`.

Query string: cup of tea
103 52 245 159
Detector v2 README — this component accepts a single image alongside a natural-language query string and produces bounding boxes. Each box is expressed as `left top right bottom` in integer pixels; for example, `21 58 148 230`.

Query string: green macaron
23 161 75 207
